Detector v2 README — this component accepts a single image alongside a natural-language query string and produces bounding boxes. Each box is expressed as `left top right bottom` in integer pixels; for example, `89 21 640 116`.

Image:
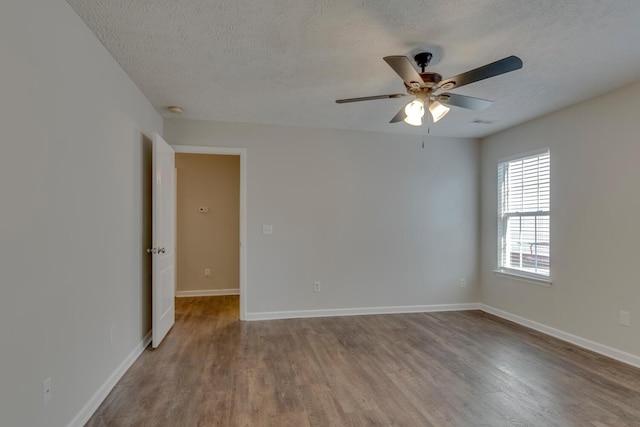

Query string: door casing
172 145 247 320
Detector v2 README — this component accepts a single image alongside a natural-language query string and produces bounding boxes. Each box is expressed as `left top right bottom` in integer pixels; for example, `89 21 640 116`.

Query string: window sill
492 269 552 287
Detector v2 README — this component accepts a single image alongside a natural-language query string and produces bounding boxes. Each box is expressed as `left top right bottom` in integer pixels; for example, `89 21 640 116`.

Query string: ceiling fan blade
383 56 426 88
390 105 408 123
438 55 523 90
437 93 493 110
335 93 406 103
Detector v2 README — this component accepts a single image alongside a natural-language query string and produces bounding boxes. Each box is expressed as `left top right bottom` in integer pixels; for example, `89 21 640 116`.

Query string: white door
151 133 176 348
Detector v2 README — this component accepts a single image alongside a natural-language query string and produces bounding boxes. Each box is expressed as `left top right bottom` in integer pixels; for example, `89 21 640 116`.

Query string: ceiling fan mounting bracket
414 52 433 72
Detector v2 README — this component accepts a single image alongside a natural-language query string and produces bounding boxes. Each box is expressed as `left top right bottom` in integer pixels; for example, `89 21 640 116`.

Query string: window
497 150 550 279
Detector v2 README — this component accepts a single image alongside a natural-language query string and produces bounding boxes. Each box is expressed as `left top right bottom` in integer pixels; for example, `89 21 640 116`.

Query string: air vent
470 119 495 124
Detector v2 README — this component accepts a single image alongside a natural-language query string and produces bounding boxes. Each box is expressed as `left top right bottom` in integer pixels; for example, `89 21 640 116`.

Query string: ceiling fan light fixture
167 105 183 114
404 98 425 126
429 101 450 123
336 54 522 127
404 115 423 126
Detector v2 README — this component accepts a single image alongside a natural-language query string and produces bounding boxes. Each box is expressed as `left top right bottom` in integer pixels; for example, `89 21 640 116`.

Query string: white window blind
498 150 550 278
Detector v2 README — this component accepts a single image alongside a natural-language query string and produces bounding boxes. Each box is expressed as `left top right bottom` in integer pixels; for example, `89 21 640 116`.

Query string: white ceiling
66 0 640 138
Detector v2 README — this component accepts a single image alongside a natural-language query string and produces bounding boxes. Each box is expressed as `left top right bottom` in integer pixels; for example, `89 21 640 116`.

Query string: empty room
2 0 640 426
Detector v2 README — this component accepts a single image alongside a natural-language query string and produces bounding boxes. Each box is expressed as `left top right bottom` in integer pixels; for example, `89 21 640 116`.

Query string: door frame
172 145 247 321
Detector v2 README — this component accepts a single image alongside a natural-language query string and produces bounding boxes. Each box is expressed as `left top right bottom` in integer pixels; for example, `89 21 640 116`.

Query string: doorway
172 146 247 320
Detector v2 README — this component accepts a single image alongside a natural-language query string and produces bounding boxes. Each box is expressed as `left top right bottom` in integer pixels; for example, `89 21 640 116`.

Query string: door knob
146 247 166 254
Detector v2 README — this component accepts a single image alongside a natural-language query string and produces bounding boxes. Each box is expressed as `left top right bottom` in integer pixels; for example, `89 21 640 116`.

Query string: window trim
496 147 550 165
493 268 552 286
497 148 551 282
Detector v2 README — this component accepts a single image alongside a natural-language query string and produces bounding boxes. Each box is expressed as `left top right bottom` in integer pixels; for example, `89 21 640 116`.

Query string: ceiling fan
336 52 523 126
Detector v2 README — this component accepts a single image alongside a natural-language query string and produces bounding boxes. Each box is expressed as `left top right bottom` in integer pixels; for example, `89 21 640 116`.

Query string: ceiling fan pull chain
420 105 429 148
426 106 431 145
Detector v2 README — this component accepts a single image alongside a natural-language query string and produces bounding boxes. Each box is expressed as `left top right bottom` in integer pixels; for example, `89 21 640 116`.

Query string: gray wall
480 81 640 359
7 0 638 424
164 120 480 316
0 1 162 426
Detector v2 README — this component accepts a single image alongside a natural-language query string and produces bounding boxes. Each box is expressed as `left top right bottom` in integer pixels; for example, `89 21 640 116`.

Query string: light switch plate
619 311 631 327
43 377 52 405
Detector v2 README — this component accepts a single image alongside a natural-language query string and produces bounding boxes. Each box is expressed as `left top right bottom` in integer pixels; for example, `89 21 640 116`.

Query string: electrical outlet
109 325 115 345
204 268 211 277
313 281 321 292
198 206 209 213
262 224 273 235
460 278 467 288
619 311 631 327
43 377 52 405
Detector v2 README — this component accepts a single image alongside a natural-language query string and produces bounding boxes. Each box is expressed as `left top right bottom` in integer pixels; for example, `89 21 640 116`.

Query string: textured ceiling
66 0 640 138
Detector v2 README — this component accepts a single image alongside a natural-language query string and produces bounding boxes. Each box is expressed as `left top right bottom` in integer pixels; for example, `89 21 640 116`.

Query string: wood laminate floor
86 296 640 426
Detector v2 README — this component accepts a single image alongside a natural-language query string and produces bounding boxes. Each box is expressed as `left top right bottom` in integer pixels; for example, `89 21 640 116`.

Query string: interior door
151 133 176 348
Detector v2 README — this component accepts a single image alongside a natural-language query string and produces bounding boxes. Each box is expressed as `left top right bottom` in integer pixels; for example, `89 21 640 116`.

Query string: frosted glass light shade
404 98 425 126
429 101 450 123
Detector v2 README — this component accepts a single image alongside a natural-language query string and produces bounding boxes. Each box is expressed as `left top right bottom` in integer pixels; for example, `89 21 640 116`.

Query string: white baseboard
176 288 239 297
245 302 481 321
480 304 640 369
66 330 152 427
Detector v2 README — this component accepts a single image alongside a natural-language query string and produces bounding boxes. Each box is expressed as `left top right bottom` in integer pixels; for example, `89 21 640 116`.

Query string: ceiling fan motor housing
420 72 442 86
405 72 442 94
